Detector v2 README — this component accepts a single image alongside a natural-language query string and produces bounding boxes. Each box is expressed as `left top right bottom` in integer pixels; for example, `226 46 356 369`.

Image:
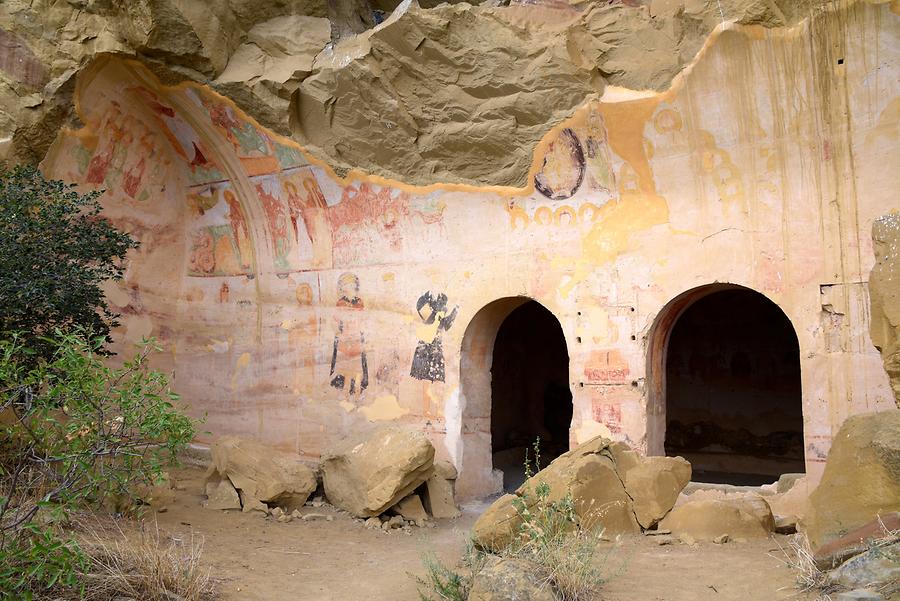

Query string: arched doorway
491 301 573 491
648 285 804 485
456 297 572 499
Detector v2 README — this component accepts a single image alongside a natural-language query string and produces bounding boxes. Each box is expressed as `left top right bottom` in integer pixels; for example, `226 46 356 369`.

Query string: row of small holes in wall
575 307 638 389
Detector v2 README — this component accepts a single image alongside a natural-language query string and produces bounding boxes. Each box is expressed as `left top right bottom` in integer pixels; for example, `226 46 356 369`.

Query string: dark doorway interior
491 301 572 492
664 289 805 485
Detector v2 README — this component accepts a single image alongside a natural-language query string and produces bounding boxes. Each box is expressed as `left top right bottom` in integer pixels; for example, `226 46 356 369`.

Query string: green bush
0 166 138 362
0 330 196 598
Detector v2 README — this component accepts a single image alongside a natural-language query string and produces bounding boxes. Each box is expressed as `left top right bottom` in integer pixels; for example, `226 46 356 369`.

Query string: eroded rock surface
2 0 831 187
659 497 774 542
805 412 900 550
827 543 900 591
291 0 830 187
870 214 900 408
320 426 435 517
624 456 692 529
422 460 461 519
206 436 318 512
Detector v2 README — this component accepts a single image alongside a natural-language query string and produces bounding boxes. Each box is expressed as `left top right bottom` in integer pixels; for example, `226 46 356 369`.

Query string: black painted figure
410 292 458 382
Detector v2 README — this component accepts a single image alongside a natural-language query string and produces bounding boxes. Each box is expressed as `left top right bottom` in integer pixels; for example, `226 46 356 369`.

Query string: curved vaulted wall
41 1 898 499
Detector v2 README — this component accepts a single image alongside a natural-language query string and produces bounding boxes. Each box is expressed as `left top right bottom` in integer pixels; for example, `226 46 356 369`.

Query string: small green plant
415 439 607 601
416 553 469 601
0 165 138 362
509 440 605 601
0 330 196 598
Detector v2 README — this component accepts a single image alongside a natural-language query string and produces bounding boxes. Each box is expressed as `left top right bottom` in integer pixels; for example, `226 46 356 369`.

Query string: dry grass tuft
773 517 900 601
48 516 216 601
515 526 608 601
773 533 836 597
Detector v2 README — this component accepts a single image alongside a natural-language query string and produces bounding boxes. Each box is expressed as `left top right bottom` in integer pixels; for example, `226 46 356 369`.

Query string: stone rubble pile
204 436 318 514
472 435 692 551
200 426 460 528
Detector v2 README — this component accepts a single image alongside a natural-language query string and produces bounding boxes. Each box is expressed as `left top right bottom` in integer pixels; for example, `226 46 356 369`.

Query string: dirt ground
153 467 815 601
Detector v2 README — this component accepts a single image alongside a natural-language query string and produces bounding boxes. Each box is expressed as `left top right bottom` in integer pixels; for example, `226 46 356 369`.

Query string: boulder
203 474 242 511
468 557 556 601
624 456 692 528
521 442 639 535
321 426 435 517
207 436 317 512
391 494 429 524
473 494 522 553
869 214 900 408
728 495 776 533
827 543 900 590
805 412 900 549
659 499 771 542
423 461 461 519
474 436 674 551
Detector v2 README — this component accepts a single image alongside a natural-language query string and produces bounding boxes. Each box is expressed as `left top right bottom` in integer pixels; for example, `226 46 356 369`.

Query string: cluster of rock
473 436 692 550
201 427 460 526
471 433 800 553
801 412 900 599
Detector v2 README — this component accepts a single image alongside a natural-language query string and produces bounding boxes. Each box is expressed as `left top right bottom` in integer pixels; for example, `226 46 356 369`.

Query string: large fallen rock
207 436 317 512
473 494 523 553
390 493 429 524
869 214 900 408
321 426 435 517
204 475 242 511
524 440 639 535
805 412 900 549
473 436 691 551
624 456 692 529
422 460 461 519
659 498 773 542
468 557 556 601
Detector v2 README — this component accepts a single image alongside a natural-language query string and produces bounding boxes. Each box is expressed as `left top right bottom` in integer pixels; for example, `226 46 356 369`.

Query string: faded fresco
40 2 899 499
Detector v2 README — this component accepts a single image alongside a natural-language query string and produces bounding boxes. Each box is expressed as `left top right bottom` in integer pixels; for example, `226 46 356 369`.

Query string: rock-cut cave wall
5 0 899 499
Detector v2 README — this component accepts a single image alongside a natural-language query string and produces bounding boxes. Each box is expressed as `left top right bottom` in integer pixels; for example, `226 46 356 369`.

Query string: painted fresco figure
330 273 368 394
284 175 333 270
410 292 458 382
223 190 253 270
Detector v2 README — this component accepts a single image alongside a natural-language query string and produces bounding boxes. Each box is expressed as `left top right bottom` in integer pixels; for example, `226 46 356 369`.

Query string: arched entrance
647 285 804 485
491 301 573 491
456 297 572 499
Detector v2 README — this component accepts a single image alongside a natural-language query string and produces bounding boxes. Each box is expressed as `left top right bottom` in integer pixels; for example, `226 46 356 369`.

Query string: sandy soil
153 467 815 601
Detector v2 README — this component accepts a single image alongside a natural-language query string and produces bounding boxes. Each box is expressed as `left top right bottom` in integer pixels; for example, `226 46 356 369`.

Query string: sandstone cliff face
29 0 898 489
869 214 900 408
2 0 827 186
